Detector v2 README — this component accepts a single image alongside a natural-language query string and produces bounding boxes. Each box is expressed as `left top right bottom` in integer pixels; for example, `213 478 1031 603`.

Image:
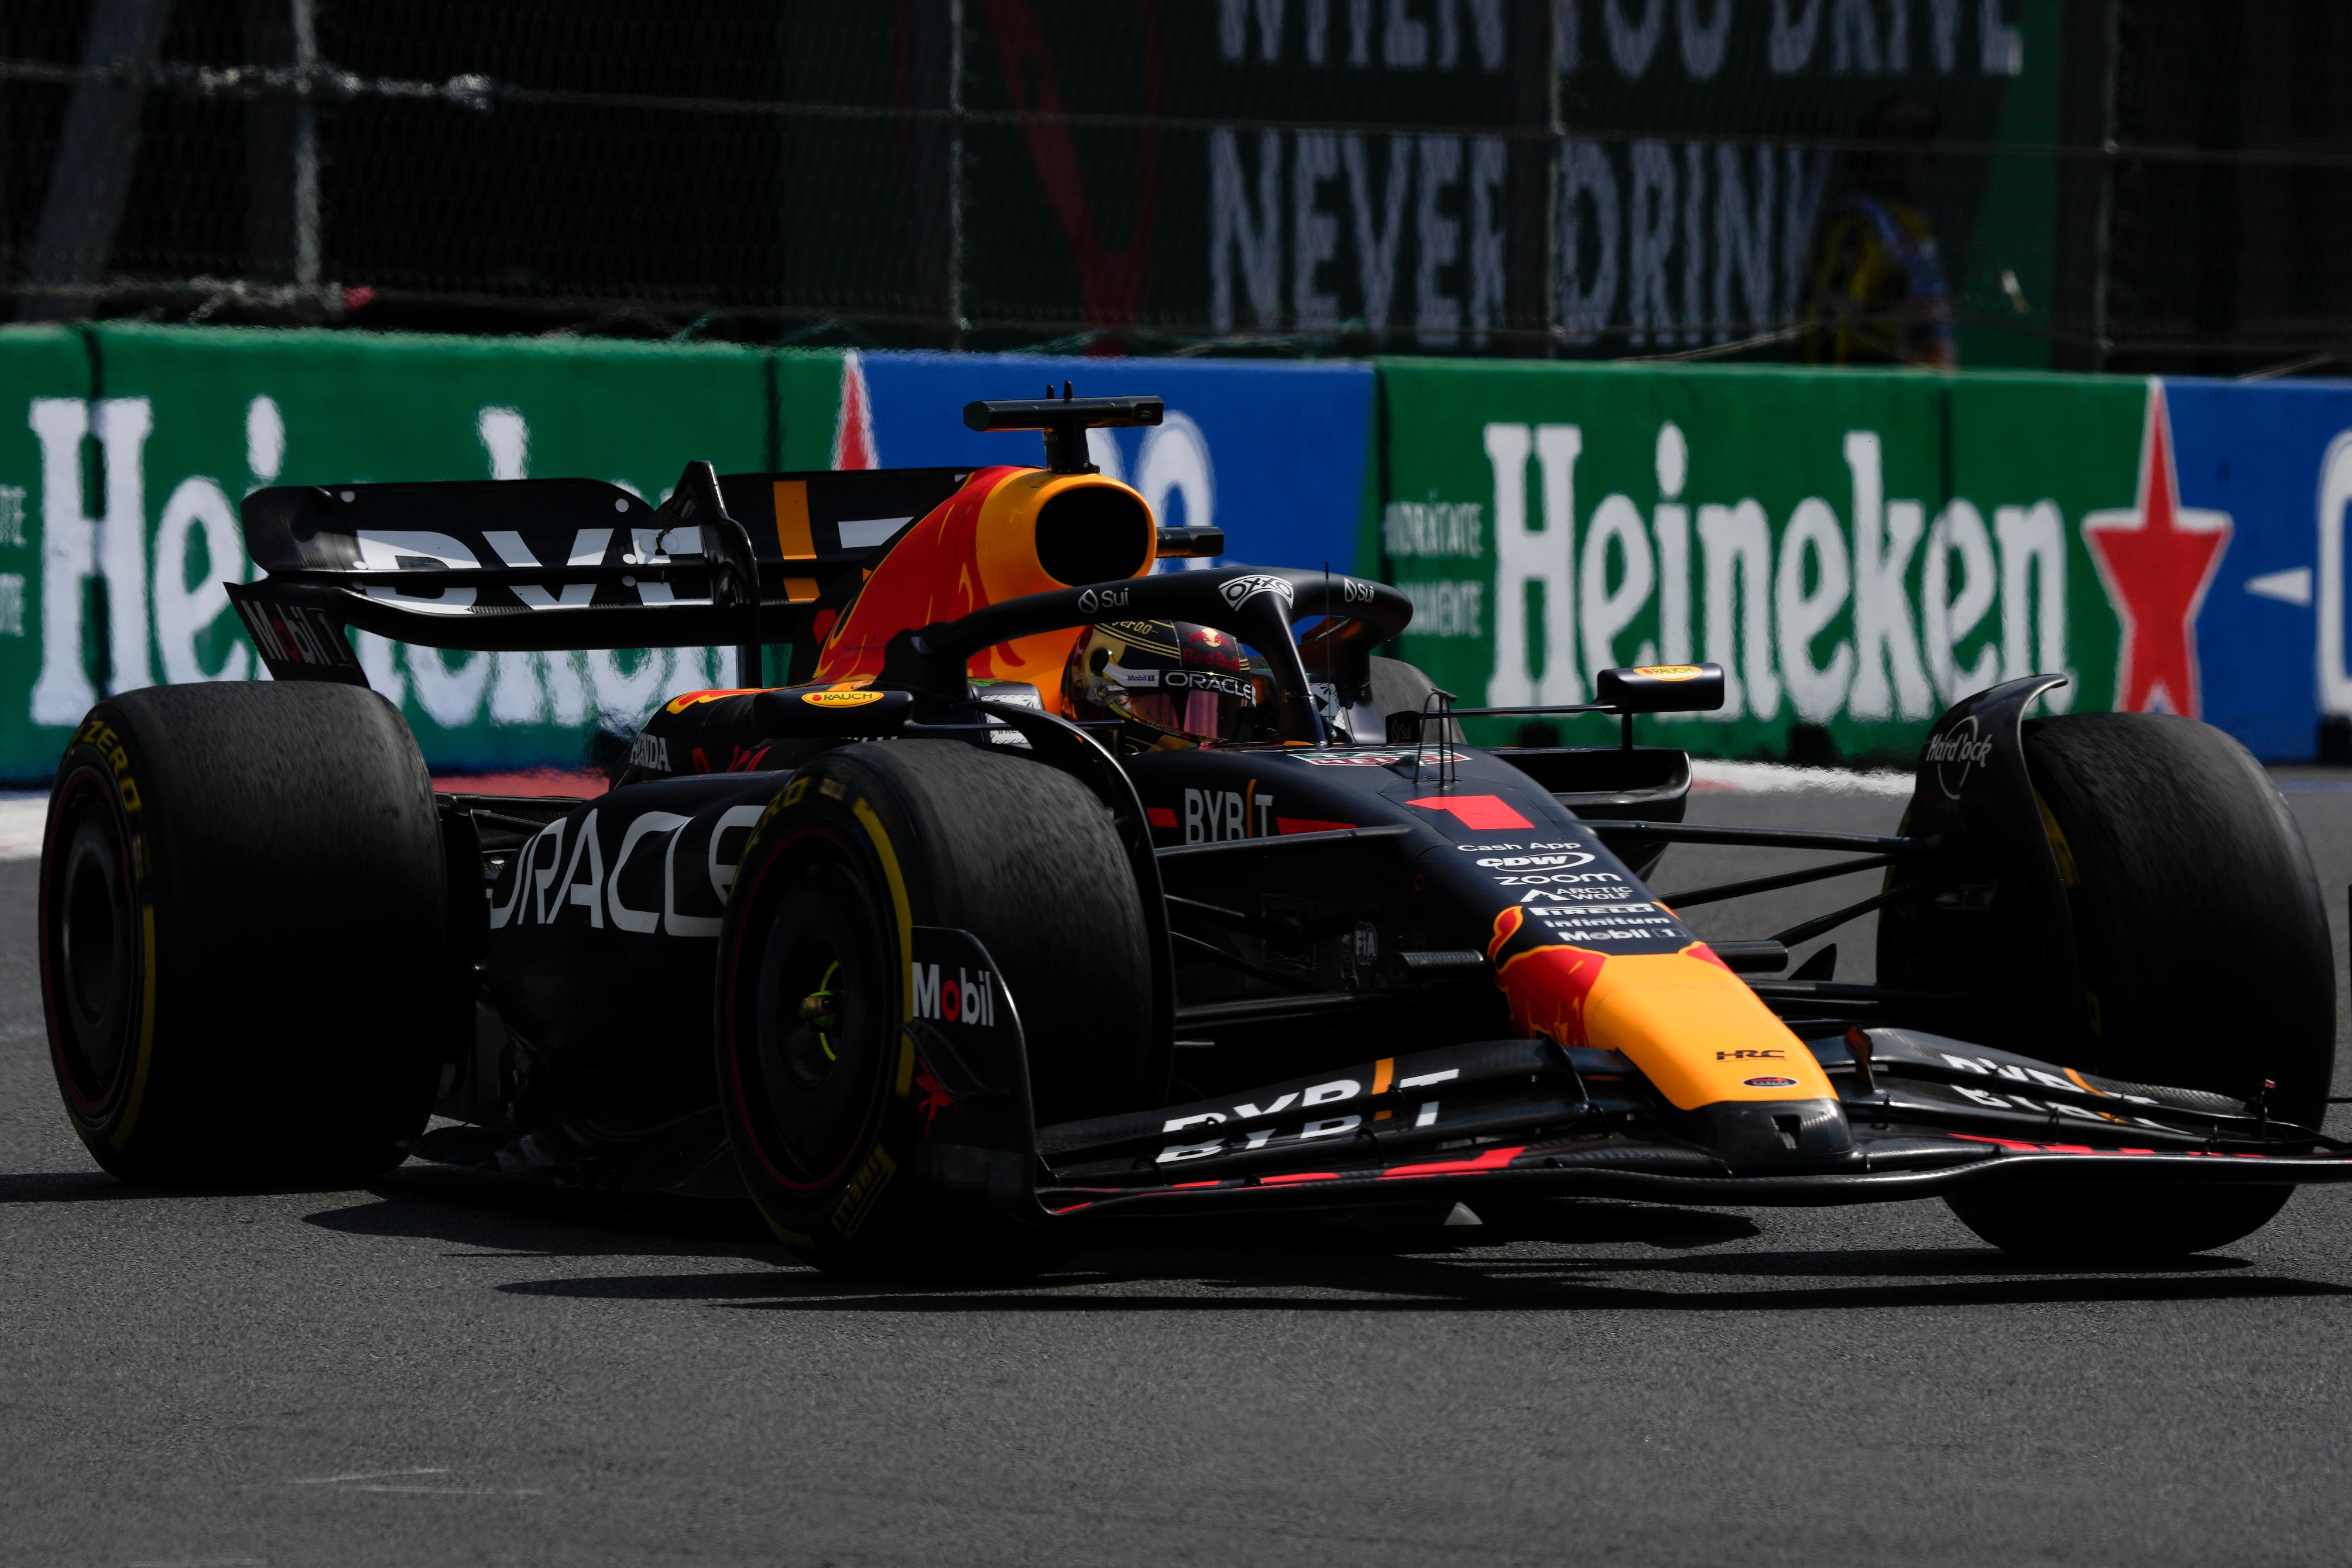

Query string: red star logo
831 352 876 471
2082 383 2232 716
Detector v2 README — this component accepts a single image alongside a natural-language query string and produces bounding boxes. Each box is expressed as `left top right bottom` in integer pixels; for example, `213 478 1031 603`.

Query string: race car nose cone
1698 1097 1857 1172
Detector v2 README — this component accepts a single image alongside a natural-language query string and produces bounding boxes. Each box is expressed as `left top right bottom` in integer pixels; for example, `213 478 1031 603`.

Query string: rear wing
227 462 972 683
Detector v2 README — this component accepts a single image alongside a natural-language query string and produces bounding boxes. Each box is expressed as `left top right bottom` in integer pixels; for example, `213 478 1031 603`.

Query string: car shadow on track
33 1166 2345 1315
0 1169 407 1203
445 1195 2350 1314
299 1166 782 1262
540 1253 2341 1315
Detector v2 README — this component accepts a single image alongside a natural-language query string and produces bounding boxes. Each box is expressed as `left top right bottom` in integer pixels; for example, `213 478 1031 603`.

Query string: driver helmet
1063 620 1263 746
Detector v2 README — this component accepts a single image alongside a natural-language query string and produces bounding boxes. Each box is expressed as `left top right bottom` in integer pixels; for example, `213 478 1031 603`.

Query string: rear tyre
1943 712 2332 1261
40 682 449 1185
717 740 1156 1279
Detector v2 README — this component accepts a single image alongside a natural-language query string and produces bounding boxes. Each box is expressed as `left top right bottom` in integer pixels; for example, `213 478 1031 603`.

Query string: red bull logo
1181 623 1242 672
1487 905 1609 1046
1484 907 1822 1109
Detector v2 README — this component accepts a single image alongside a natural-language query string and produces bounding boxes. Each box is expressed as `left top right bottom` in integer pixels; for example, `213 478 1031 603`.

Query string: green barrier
0 325 842 781
0 329 104 781
1367 358 2144 760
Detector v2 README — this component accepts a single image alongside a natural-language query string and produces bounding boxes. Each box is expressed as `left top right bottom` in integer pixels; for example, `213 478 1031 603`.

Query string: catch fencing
5 2 2348 375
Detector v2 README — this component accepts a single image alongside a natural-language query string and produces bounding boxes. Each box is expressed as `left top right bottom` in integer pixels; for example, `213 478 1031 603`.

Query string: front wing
903 925 2352 1223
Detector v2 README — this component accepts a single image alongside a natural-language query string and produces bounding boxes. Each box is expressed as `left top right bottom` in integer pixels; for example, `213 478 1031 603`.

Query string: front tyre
1943 711 2333 1261
716 740 1156 1279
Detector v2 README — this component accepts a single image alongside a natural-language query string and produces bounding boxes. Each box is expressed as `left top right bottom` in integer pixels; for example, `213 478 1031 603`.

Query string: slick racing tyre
39 683 448 1185
717 740 1156 1279
1944 712 2333 1261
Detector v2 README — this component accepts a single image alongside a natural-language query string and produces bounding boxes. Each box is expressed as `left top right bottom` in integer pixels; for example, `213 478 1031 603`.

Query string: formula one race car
37 392 2351 1275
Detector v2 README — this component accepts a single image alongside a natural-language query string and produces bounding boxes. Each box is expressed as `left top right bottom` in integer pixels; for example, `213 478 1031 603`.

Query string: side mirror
1595 663 1726 714
1156 524 1225 558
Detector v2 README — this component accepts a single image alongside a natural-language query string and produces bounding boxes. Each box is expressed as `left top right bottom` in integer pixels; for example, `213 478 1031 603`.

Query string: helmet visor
1120 667 1257 743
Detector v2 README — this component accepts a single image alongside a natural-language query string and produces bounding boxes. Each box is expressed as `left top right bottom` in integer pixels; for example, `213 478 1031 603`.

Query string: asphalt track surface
9 774 2352 1567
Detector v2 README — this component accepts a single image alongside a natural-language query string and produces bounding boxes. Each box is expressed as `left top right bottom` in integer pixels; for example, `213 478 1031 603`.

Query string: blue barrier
849 351 1374 578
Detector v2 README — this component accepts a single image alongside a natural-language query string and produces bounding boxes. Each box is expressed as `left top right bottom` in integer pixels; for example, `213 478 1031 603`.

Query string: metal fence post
292 0 321 295
1502 0 1560 357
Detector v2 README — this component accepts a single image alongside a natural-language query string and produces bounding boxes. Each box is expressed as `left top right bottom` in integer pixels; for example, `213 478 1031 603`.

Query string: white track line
273 1464 541 1497
289 1467 451 1485
1688 760 1915 795
0 794 46 860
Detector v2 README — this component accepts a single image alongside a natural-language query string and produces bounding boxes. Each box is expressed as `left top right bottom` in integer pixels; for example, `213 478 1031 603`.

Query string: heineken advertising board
5 325 2352 783
1371 358 2352 764
2164 378 2352 762
0 325 839 780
